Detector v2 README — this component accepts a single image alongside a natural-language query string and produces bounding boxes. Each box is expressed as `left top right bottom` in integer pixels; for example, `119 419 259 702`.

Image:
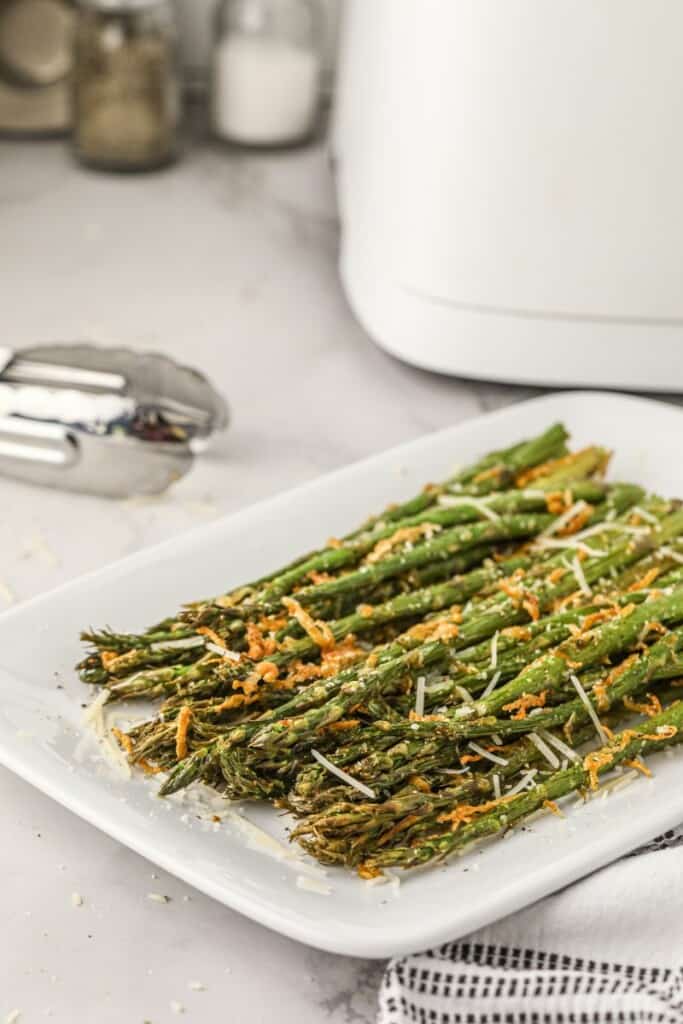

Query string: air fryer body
333 0 683 389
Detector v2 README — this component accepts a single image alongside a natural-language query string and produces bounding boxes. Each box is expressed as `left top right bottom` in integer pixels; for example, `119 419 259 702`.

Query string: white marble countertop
0 134 536 1024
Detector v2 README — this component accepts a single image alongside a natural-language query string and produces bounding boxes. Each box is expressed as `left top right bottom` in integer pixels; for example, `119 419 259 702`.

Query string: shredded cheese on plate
570 673 609 744
527 731 560 769
540 500 589 538
311 749 376 799
414 676 426 718
150 635 205 652
481 670 502 698
468 741 508 767
505 769 538 797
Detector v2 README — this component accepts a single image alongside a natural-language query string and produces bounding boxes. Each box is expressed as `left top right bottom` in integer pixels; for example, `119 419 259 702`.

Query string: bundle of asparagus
77 423 683 876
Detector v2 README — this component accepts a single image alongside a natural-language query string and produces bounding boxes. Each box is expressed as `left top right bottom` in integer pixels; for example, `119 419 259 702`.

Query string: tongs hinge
0 344 228 497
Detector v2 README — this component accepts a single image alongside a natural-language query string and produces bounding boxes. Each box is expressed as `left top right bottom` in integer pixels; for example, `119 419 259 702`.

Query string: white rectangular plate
2 391 683 958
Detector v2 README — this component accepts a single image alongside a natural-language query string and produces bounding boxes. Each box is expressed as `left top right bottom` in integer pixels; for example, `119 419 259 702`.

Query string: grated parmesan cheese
541 500 589 538
414 676 426 718
570 673 609 744
492 773 502 800
437 495 501 522
630 505 659 525
661 545 683 566
490 631 499 670
224 811 327 881
205 641 241 661
71 892 83 907
570 555 592 597
384 869 401 895
147 892 170 904
82 688 110 729
527 731 560 769
573 522 648 542
24 530 59 567
311 749 376 799
150 635 205 652
92 733 132 779
519 489 548 499
505 769 538 797
81 690 132 779
481 670 502 699
536 728 580 763
534 537 607 558
468 741 508 767
599 768 639 795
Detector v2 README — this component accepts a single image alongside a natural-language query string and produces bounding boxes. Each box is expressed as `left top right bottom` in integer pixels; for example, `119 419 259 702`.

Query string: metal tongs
0 344 229 497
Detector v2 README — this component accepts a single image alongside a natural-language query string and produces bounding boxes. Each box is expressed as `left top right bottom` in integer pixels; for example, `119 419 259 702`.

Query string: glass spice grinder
72 0 181 171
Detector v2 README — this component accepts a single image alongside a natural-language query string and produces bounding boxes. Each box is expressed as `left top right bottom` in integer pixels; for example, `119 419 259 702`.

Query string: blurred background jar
72 0 180 172
211 0 323 148
0 0 74 136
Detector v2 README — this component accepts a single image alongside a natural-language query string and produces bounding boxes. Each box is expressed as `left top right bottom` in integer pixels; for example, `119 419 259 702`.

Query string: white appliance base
340 243 683 392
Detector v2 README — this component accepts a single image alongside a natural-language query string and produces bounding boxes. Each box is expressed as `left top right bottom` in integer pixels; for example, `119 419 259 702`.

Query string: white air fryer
333 0 683 390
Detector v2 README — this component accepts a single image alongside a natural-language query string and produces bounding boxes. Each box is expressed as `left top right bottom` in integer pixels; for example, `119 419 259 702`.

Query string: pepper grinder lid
0 0 74 87
76 0 173 10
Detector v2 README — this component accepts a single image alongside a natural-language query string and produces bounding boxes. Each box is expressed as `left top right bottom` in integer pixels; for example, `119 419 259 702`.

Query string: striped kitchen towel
378 827 683 1023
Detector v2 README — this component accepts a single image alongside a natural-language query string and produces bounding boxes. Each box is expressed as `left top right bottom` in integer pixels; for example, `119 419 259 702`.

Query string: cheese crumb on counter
147 892 170 904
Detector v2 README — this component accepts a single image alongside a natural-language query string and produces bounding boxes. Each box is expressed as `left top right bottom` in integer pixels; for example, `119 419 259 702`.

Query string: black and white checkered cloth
379 827 683 1024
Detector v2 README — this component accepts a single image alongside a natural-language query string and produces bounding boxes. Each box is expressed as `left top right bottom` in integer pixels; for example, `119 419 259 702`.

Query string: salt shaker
72 0 181 172
211 0 323 148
